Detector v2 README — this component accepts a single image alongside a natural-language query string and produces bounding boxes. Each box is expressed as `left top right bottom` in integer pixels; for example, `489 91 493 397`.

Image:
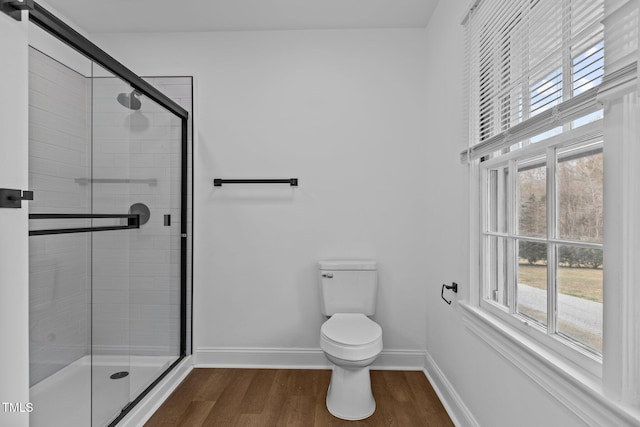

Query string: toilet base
326 364 375 420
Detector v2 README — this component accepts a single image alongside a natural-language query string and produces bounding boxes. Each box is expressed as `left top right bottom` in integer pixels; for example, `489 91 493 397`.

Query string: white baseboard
423 351 479 427
195 347 329 369
194 347 426 370
375 349 427 370
119 355 194 427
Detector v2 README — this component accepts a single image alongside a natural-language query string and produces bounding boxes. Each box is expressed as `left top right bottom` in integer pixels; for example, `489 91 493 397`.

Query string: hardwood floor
145 369 454 426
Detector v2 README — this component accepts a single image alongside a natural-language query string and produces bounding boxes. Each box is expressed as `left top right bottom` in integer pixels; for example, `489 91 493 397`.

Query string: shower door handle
29 213 140 236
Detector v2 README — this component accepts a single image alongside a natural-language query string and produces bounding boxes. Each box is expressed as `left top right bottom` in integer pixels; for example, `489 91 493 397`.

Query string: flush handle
322 273 334 278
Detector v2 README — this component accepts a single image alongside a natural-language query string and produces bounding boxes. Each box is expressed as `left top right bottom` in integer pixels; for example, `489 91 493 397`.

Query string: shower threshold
30 354 176 427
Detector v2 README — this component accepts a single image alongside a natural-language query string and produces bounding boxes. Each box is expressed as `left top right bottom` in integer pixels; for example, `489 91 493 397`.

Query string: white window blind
464 0 611 162
599 0 639 99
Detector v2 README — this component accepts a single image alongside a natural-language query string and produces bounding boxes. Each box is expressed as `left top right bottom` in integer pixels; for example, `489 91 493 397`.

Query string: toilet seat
321 313 382 361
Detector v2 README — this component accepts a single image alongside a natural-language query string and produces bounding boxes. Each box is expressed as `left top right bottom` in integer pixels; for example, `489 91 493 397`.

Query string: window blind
599 0 639 99
462 0 625 162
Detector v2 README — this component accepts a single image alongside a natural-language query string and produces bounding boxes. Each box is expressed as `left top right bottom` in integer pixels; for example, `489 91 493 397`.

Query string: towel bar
213 178 298 187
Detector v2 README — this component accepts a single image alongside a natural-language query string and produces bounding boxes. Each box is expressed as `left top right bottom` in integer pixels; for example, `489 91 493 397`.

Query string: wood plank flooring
145 369 454 426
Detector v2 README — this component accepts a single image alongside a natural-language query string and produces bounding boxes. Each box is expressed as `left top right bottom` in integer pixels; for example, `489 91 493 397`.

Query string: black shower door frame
28 3 189 426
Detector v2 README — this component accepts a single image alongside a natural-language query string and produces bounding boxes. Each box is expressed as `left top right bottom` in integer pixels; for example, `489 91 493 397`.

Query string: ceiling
41 0 440 33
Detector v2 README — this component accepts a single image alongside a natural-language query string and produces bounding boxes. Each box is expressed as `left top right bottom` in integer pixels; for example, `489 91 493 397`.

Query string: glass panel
485 236 509 308
90 65 134 427
518 158 547 238
557 146 603 243
91 68 182 424
126 88 182 401
28 46 93 427
530 126 562 144
517 240 547 325
557 245 603 352
145 77 193 356
572 110 603 128
487 166 509 233
530 67 563 117
572 40 604 96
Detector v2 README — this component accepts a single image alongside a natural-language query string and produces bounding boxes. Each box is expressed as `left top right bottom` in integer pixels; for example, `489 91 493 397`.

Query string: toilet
318 260 383 420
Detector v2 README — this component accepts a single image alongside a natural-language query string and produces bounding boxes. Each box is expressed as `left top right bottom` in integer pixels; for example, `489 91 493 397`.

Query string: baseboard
119 355 194 427
194 347 426 370
375 349 427 370
423 351 480 427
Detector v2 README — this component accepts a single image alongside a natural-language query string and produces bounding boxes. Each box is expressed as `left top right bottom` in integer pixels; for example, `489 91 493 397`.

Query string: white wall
82 5 588 427
94 28 432 364
0 10 30 427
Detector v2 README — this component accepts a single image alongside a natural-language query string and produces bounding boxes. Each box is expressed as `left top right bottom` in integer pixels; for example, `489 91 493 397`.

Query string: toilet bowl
320 313 383 420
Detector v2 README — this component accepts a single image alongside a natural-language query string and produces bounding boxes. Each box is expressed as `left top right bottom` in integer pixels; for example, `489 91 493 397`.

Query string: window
481 136 603 355
468 0 606 359
463 0 640 422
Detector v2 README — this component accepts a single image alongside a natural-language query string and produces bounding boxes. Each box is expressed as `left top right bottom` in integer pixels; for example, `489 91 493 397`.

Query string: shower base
30 354 176 427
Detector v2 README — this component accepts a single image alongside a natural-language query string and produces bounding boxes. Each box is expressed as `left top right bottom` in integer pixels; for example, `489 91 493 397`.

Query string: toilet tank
318 260 378 316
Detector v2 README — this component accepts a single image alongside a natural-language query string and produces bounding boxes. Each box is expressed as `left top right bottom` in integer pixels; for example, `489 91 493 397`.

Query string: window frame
464 94 640 424
478 119 604 377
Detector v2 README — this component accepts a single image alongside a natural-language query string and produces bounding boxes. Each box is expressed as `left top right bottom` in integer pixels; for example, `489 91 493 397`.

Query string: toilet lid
321 313 382 346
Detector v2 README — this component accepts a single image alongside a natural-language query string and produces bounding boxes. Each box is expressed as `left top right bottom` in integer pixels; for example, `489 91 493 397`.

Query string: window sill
459 302 640 426
478 299 602 377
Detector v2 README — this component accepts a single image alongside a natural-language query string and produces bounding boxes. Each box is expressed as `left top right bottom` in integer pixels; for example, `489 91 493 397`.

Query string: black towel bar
213 178 298 187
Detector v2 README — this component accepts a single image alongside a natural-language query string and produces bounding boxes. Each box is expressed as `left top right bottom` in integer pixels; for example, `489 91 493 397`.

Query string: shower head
117 90 142 110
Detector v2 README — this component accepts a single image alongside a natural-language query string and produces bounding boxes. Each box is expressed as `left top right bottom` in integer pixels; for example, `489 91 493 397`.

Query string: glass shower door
28 45 93 427
90 66 182 426
90 67 134 426
28 38 185 426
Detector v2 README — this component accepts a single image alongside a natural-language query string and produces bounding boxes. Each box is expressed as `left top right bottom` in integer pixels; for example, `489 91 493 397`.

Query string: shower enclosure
26 5 191 427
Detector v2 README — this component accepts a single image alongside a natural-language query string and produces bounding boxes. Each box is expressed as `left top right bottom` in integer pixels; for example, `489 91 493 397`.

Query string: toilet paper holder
441 282 458 305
